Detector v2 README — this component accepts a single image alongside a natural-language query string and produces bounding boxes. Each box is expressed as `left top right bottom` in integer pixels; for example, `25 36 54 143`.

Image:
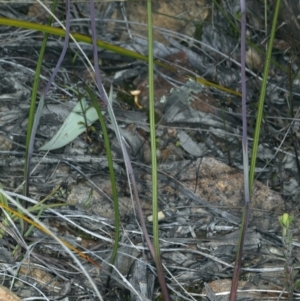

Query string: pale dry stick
74 245 150 301
0 154 118 167
119 1 132 40
0 214 52 298
4 193 159 300
161 263 198 301
2 28 41 45
105 236 295 272
160 247 293 273
201 288 293 299
0 222 26 247
0 59 72 97
0 240 58 300
113 120 244 140
160 251 293 300
188 289 298 300
0 210 27 247
6 191 150 253
13 149 51 194
5 190 292 286
273 147 300 161
0 188 104 301
6 191 114 244
258 105 300 180
106 264 151 301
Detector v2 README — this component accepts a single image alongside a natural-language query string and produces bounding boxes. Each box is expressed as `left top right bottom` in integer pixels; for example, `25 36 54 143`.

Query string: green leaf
39 98 98 151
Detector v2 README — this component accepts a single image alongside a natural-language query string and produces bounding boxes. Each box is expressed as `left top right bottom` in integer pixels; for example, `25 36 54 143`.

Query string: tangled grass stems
2 1 298 300
0 188 104 301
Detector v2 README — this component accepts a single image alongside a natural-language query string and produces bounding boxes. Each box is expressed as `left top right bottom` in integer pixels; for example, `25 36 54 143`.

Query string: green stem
86 85 120 289
147 0 170 300
249 0 281 189
23 1 58 195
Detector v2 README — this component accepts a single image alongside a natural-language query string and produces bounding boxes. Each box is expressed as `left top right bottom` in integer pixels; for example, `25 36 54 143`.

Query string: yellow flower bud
282 213 290 228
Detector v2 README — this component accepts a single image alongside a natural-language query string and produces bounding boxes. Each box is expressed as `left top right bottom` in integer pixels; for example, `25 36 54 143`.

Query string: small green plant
278 213 297 300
